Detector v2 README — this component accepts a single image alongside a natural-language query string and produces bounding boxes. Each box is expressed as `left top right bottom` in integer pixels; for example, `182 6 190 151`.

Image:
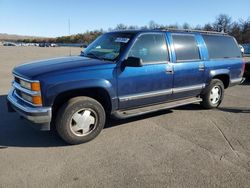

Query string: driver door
117 33 174 109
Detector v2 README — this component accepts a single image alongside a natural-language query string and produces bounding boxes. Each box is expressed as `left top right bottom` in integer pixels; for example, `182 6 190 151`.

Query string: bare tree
203 23 214 31
229 22 242 43
128 25 139 30
148 20 160 29
15 14 250 45
115 24 127 31
182 23 191 29
167 24 179 29
213 14 232 33
140 25 148 30
194 24 202 30
241 19 250 43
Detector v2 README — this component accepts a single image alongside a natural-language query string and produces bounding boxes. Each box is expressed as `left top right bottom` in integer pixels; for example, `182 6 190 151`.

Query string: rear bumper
7 89 52 129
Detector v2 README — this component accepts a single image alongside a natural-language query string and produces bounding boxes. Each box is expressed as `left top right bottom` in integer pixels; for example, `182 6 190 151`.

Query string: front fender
44 79 116 107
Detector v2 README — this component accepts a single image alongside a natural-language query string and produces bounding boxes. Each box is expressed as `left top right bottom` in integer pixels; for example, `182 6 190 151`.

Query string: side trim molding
119 83 205 102
173 84 205 94
119 89 172 102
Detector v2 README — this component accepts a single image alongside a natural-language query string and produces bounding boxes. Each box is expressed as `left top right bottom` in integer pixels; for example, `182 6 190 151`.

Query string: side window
172 34 200 62
202 35 241 59
128 33 169 63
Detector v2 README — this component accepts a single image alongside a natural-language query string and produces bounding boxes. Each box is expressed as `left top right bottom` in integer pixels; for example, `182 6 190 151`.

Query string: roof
158 28 228 35
110 29 228 36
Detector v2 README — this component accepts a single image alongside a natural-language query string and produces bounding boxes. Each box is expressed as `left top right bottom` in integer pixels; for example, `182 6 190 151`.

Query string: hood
13 56 114 79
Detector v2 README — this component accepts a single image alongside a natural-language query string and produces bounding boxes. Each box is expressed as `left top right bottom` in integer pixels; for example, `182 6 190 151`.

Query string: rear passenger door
169 33 205 99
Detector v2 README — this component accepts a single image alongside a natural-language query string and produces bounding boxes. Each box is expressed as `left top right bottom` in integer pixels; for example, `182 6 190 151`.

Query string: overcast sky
0 0 249 37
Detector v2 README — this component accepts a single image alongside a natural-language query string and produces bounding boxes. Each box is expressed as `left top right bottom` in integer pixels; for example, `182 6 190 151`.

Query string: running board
112 97 202 119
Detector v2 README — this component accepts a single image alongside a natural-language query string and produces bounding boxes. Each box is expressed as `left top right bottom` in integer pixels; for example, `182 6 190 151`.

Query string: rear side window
128 33 169 63
172 34 200 62
202 35 241 59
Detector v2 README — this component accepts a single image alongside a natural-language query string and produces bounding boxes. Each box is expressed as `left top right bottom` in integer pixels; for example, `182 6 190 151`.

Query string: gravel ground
0 46 250 188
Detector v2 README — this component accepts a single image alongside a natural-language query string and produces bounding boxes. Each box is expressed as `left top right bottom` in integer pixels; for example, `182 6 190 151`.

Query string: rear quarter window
202 35 241 59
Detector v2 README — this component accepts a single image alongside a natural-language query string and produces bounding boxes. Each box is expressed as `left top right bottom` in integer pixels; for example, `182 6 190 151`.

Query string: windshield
82 33 134 61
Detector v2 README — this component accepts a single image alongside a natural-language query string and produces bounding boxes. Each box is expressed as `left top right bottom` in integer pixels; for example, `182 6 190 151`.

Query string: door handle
166 67 174 74
199 64 205 71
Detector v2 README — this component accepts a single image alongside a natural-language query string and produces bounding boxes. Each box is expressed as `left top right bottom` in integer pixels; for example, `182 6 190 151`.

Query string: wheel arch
208 69 230 89
212 74 230 89
52 87 113 119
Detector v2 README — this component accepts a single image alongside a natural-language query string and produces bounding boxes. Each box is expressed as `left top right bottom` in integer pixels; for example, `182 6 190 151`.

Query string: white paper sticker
115 37 130 43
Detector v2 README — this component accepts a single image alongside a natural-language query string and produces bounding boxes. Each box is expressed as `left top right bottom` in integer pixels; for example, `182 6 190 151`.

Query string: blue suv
7 29 245 144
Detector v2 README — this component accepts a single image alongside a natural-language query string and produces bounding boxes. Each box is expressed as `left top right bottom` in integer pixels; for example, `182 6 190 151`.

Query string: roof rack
155 28 228 35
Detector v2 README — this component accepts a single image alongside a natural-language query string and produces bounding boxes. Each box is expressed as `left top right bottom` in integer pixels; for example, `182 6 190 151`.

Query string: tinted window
202 35 241 59
172 34 200 61
128 33 169 63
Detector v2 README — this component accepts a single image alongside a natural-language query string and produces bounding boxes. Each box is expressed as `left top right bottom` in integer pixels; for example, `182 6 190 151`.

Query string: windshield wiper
81 52 115 62
84 52 104 60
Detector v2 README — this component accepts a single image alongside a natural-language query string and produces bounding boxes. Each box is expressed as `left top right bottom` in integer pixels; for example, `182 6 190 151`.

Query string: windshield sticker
115 37 130 43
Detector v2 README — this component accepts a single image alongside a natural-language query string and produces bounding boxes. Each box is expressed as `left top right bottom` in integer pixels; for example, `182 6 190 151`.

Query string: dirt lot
0 46 250 188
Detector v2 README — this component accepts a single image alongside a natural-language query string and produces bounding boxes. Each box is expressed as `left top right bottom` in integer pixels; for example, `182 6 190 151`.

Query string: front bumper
7 89 52 129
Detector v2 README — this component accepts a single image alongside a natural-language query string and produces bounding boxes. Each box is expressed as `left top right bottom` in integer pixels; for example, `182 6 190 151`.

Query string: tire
55 96 106 145
201 79 224 109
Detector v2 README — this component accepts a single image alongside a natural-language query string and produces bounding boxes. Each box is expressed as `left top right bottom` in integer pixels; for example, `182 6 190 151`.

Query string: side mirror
123 57 143 67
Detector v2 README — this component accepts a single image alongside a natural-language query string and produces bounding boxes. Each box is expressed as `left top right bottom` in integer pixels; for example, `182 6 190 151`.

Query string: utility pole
68 18 71 56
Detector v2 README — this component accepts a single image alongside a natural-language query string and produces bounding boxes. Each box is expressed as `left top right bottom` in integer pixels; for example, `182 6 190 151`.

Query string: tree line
17 14 250 44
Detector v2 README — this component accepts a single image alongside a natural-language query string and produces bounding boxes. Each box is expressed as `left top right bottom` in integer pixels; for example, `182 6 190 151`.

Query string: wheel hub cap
210 86 221 104
70 109 97 136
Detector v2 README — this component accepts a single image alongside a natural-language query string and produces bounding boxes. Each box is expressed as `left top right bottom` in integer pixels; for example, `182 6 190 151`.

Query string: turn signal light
32 96 43 105
31 82 41 91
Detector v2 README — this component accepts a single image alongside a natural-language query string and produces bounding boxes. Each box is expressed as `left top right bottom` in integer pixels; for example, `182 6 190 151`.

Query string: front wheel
201 79 224 109
55 97 106 145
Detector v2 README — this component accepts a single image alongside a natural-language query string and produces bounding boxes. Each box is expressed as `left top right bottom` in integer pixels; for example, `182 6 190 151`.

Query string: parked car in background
39 42 50 47
242 44 250 78
50 43 58 47
244 65 250 78
7 29 245 144
239 44 244 55
3 42 17 46
242 44 250 55
244 59 250 78
80 44 88 48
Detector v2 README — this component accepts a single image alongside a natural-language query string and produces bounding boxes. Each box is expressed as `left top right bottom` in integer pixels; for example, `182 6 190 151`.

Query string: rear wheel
201 79 224 109
55 97 106 144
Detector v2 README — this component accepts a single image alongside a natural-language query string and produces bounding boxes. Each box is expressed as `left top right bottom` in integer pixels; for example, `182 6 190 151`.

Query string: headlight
20 80 31 90
20 80 41 91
